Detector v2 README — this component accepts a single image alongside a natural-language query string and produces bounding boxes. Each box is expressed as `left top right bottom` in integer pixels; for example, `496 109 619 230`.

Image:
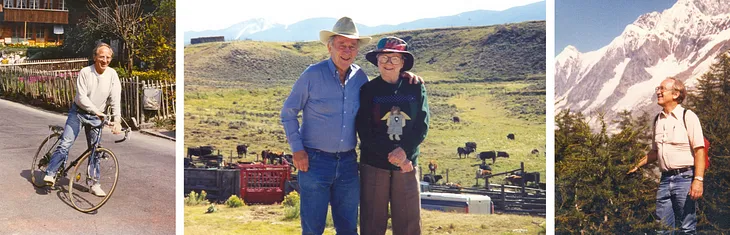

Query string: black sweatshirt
356 75 429 171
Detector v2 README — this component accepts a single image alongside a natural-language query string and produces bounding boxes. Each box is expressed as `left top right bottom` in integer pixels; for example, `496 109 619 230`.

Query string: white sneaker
43 175 55 185
90 184 107 197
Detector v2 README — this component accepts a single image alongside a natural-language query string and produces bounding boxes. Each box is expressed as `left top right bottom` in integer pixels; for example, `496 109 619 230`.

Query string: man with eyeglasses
628 77 706 234
280 17 422 235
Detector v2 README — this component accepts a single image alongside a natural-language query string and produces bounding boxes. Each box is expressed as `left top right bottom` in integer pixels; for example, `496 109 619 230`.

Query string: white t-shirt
74 65 122 122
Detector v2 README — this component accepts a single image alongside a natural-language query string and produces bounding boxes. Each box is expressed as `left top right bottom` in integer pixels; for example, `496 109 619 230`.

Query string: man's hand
399 159 414 173
292 150 309 172
627 166 640 175
401 71 424 84
95 112 105 119
689 180 703 200
111 122 122 135
388 147 407 166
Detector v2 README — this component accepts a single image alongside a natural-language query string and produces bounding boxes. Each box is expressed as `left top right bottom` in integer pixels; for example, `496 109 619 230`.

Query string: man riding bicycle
43 42 122 197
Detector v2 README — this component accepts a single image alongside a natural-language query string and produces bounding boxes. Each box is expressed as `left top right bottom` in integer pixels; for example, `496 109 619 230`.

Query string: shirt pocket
668 124 689 145
308 86 341 115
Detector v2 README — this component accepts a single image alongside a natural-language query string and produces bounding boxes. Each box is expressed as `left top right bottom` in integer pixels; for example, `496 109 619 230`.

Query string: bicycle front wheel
31 133 61 188
68 147 119 212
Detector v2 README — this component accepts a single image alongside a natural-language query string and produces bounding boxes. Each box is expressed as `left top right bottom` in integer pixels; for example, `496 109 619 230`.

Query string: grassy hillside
184 21 545 88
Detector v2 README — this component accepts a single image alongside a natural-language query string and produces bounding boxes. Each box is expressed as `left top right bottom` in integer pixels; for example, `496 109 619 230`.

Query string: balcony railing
2 0 67 11
2 7 69 24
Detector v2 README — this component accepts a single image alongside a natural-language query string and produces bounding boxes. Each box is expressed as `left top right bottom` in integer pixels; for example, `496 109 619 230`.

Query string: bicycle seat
49 125 64 133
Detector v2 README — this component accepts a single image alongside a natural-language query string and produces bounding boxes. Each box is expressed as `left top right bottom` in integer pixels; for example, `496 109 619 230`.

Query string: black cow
497 151 510 159
260 150 268 163
266 151 284 165
478 151 497 164
531 149 539 155
453 116 460 123
236 144 248 158
507 133 515 140
505 172 540 187
465 142 477 151
423 174 443 184
187 146 214 157
457 147 475 158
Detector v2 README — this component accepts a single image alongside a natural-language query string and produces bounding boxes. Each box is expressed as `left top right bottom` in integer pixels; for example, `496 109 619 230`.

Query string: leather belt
662 167 692 176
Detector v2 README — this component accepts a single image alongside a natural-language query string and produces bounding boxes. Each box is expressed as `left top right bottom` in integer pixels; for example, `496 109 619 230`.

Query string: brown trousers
360 163 421 235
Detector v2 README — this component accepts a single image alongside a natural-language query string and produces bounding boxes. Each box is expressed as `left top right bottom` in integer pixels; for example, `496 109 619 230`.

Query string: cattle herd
448 134 544 188
187 135 543 188
186 144 294 170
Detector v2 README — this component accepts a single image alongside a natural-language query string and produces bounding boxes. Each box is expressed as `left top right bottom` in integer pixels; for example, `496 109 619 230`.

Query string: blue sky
555 0 676 54
179 0 543 32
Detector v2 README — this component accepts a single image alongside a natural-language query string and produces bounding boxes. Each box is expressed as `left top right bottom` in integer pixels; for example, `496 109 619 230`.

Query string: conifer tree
684 51 730 232
556 110 659 234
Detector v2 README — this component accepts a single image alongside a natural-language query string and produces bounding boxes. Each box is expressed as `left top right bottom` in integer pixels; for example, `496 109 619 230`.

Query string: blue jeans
298 147 359 235
45 103 102 179
656 169 697 235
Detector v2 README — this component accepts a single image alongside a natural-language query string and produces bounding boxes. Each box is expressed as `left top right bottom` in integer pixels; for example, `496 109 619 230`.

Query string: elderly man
628 77 706 234
281 17 421 235
44 42 122 197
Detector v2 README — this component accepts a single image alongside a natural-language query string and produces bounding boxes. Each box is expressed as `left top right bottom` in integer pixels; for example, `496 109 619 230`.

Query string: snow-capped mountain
556 0 730 128
184 1 545 44
184 18 283 44
226 18 281 40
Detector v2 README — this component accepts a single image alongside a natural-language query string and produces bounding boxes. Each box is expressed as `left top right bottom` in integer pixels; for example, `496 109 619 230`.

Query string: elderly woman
356 36 430 235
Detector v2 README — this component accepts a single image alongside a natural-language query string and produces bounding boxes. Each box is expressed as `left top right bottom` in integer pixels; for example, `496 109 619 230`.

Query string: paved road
0 99 175 234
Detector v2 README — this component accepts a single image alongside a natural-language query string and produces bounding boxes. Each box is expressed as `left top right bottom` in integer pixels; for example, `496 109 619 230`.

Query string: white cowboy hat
319 17 371 46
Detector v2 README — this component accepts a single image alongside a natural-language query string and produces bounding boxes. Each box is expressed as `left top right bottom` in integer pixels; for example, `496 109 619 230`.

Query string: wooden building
0 0 68 46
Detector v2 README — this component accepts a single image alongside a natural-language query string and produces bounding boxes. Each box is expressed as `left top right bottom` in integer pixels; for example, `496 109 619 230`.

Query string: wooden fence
120 76 176 127
0 66 175 128
0 58 88 72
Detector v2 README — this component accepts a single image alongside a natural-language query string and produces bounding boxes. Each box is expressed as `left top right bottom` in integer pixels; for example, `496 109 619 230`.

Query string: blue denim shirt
281 58 369 153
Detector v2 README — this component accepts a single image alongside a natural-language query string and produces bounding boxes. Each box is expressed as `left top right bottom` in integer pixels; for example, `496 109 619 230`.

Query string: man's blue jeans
45 103 103 179
298 147 359 235
656 169 697 235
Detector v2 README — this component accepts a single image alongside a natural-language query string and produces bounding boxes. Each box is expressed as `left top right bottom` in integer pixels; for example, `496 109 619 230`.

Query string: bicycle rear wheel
68 147 119 212
31 133 61 188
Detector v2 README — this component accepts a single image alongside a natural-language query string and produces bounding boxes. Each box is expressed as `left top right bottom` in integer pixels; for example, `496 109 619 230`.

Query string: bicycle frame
56 125 103 180
40 114 130 181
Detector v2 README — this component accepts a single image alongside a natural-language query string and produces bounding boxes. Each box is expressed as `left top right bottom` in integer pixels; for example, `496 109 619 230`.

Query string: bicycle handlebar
80 115 133 143
115 128 131 143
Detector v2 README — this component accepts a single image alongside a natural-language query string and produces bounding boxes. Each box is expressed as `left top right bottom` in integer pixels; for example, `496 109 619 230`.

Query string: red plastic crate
237 164 291 204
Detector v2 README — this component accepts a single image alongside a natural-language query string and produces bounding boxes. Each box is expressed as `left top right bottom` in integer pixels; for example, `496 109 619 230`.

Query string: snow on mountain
226 18 281 40
555 0 730 129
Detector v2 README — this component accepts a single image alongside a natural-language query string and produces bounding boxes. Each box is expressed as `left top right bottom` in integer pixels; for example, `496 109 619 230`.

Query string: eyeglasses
377 55 403 65
655 86 675 92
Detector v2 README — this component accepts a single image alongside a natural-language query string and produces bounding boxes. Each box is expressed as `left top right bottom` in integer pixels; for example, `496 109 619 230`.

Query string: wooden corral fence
422 162 546 215
0 58 88 72
0 66 176 128
428 184 546 215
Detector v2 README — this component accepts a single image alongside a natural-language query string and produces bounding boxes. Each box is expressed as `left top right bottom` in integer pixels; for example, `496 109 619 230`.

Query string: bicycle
30 115 130 212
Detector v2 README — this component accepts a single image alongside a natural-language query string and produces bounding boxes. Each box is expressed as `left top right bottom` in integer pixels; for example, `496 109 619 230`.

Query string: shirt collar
327 58 356 80
92 65 106 76
661 104 685 119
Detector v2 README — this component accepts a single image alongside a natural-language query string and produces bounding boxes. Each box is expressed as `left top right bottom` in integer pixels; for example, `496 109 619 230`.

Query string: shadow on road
20 169 98 214
56 185 99 215
20 169 53 195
